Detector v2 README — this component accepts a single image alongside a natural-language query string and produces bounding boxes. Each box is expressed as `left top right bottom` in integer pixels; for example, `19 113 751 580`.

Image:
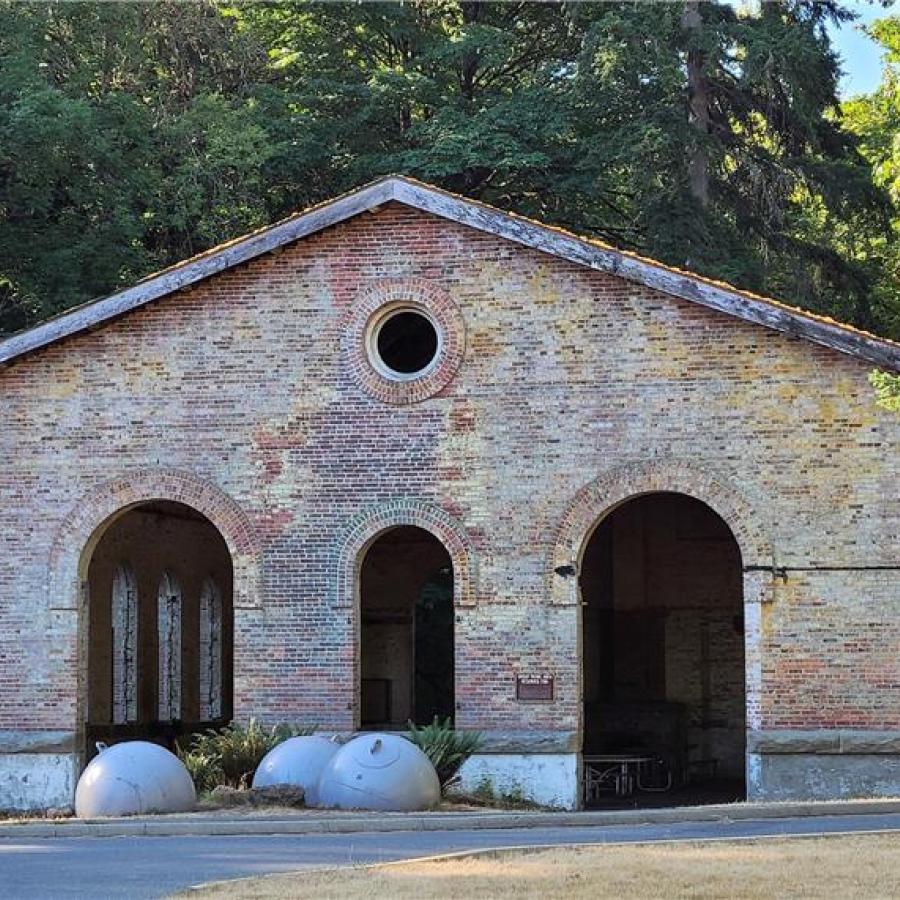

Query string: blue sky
830 1 894 97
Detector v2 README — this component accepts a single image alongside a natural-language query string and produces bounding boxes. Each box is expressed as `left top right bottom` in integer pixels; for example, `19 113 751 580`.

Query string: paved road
1 813 899 899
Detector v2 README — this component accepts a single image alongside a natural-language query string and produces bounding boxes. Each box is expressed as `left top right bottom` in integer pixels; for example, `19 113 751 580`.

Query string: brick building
1 176 898 811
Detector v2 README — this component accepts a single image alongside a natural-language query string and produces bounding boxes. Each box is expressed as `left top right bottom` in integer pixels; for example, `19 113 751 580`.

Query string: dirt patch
0 795 510 826
0 809 73 823
208 785 305 808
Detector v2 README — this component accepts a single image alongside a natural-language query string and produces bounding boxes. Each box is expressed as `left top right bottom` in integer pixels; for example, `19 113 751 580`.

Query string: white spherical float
317 733 440 811
251 735 340 807
75 741 196 818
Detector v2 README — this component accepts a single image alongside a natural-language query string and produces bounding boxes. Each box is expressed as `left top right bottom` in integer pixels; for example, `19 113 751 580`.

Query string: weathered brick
0 198 898 809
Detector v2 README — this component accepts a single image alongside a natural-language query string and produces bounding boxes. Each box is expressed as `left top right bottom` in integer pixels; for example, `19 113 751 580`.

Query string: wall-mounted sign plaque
516 676 554 702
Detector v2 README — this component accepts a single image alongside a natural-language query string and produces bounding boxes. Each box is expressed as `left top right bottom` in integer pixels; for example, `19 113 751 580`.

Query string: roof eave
392 179 900 371
0 178 397 366
1 174 898 371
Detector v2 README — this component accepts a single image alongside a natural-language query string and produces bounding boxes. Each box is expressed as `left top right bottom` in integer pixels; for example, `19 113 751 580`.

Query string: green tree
1 0 896 344
843 14 900 341
233 1 579 204
236 1 896 333
870 370 900 411
0 1 277 333
568 1 891 330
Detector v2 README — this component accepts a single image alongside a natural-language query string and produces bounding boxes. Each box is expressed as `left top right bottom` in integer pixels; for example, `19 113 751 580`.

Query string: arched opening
359 526 454 729
84 500 233 758
581 492 745 806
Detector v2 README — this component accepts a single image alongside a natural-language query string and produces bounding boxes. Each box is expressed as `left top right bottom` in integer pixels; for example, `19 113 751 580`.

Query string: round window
371 308 440 379
345 279 465 404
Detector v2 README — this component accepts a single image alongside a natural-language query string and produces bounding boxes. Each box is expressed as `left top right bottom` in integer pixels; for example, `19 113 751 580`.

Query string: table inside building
583 753 673 801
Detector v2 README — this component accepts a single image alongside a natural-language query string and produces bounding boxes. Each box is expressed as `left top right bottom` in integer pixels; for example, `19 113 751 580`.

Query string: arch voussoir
47 469 262 611
548 460 773 605
334 499 477 609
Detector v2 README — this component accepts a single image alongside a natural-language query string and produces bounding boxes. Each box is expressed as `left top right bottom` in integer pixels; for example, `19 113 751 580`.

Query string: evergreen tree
564 1 890 330
0 1 895 341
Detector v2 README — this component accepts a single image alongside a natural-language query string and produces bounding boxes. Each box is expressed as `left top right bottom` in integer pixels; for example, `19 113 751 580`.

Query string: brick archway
335 499 477 610
47 469 262 612
335 500 477 728
550 459 775 762
548 459 773 606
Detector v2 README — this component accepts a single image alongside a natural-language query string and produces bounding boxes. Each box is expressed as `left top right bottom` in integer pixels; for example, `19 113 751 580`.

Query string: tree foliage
869 370 900 411
0 1 276 331
843 13 900 341
0 0 898 344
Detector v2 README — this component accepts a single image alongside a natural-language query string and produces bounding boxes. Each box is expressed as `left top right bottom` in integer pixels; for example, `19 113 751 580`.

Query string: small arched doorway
581 492 745 804
359 526 454 729
84 500 233 758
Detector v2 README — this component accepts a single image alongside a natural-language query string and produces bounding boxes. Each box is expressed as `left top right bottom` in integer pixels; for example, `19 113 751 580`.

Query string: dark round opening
376 310 439 375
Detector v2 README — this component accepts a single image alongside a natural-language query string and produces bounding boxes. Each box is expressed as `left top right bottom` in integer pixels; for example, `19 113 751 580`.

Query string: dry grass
182 834 900 899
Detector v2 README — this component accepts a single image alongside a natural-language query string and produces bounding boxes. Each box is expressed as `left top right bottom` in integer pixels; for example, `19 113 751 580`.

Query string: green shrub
178 719 314 791
178 745 223 794
407 717 482 791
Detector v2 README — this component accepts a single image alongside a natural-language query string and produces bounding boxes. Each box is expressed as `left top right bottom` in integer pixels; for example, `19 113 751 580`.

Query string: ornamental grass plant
407 716 482 791
178 719 314 792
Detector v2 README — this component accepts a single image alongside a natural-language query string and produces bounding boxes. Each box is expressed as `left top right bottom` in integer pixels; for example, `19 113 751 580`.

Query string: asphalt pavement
1 812 899 899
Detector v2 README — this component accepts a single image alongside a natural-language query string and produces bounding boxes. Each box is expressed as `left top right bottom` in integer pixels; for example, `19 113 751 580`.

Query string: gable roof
1 174 898 370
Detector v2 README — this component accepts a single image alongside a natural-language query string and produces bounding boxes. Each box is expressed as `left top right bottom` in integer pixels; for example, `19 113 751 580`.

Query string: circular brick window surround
344 279 465 404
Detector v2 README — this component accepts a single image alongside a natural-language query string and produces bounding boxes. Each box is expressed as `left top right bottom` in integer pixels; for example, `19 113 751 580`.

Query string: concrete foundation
0 752 77 812
746 730 900 801
457 753 579 810
3 740 900 811
749 753 900 800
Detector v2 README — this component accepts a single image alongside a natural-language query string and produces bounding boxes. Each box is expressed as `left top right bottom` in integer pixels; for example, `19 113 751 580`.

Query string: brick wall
0 202 898 752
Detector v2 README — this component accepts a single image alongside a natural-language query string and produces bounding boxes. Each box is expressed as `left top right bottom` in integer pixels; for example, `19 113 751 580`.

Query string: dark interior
85 501 233 760
360 526 454 728
581 492 746 806
376 310 439 374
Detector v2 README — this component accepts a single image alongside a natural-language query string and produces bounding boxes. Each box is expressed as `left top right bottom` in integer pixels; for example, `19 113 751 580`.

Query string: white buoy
317 733 440 811
251 735 340 807
75 741 196 818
